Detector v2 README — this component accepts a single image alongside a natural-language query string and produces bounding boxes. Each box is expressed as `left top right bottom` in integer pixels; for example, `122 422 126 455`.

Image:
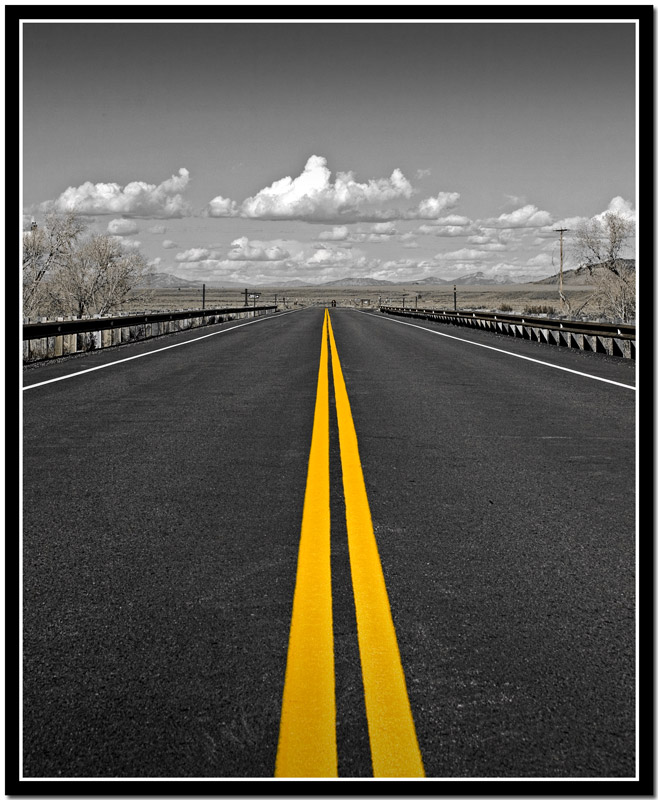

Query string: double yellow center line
275 309 424 778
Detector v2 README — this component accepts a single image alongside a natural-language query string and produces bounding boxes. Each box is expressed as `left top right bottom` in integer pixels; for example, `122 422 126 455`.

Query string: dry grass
122 283 604 318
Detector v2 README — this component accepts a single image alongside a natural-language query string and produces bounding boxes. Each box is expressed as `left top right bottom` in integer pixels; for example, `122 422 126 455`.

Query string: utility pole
453 284 457 312
202 284 206 310
553 228 569 302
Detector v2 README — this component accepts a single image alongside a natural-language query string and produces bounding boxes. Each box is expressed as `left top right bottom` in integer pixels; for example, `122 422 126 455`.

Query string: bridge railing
379 306 635 359
22 305 278 363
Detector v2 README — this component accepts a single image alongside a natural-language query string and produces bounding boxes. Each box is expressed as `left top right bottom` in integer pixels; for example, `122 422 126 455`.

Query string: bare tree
44 234 153 318
23 212 153 318
22 211 86 317
574 211 636 322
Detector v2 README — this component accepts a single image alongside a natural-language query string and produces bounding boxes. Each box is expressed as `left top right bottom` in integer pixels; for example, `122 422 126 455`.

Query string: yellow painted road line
275 310 337 777
327 312 425 778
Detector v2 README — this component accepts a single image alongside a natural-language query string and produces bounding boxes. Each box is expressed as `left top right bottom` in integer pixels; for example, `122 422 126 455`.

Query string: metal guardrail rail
380 306 636 359
23 305 278 362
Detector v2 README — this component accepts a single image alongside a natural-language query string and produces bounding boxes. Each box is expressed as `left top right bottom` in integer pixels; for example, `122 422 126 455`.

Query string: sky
20 15 639 286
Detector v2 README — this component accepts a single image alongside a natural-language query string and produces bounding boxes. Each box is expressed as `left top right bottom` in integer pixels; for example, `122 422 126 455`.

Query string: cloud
318 226 350 241
107 218 140 236
416 213 476 237
240 155 416 222
594 196 636 223
534 197 636 240
485 204 553 229
201 156 463 224
203 155 421 223
418 223 475 237
227 237 291 261
110 236 141 250
43 168 192 218
371 222 397 235
438 248 487 262
162 239 179 249
203 195 240 218
467 230 511 248
175 247 217 262
404 193 461 220
307 246 367 267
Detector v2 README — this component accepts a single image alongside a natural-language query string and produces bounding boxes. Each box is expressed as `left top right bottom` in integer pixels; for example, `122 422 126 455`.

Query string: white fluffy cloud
203 155 424 223
201 156 464 224
175 247 217 262
107 218 140 236
44 168 192 218
318 226 350 241
404 193 461 220
203 195 239 218
371 222 396 235
239 155 414 222
307 246 365 266
227 237 290 261
110 236 141 250
486 204 553 229
595 195 636 223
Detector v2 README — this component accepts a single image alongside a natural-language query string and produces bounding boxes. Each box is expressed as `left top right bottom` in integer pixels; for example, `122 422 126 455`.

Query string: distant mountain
409 272 518 286
140 272 246 288
140 272 203 288
316 273 519 287
532 259 635 286
140 269 523 291
321 277 397 286
273 278 319 287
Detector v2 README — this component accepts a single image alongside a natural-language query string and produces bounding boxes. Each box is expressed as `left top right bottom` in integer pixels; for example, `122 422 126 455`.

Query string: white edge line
22 310 299 391
360 311 636 391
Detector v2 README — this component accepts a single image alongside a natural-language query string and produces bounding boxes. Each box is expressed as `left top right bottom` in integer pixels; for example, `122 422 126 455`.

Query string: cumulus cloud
307 246 366 266
418 223 475 237
175 247 217 262
203 195 240 218
416 213 476 237
534 197 636 240
467 230 511 248
200 156 464 224
438 248 487 262
318 226 350 241
202 156 421 223
404 193 461 220
107 218 140 236
486 204 553 229
110 236 141 250
594 195 636 223
371 222 397 235
227 237 290 261
239 155 415 222
162 239 179 249
44 168 192 218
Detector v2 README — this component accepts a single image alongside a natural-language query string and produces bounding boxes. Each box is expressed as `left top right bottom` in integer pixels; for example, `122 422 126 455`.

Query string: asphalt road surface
21 306 636 782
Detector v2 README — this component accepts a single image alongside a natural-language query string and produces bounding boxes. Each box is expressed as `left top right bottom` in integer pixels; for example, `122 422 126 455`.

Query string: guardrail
23 305 278 363
379 307 635 360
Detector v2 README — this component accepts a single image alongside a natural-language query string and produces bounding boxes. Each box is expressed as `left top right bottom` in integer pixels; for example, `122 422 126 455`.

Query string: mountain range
141 270 521 289
141 261 634 290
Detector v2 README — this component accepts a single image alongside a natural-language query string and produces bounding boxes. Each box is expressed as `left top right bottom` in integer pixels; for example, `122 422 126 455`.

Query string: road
21 306 637 781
